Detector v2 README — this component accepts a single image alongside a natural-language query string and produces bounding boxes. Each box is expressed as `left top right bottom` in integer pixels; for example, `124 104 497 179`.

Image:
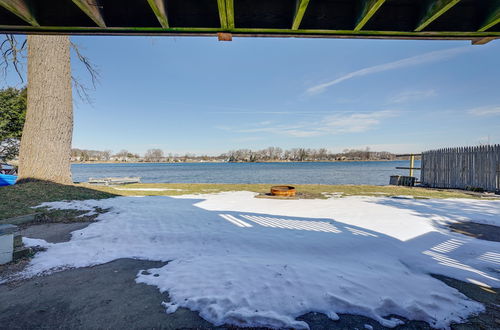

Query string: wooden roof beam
217 0 227 29
147 0 169 28
478 3 499 32
292 0 310 30
471 37 497 45
71 0 106 28
217 0 234 30
0 0 38 26
415 0 461 32
225 0 235 29
354 0 386 31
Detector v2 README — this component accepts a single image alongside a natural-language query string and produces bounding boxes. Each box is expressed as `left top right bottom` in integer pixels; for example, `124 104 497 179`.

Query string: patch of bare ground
448 222 500 243
1 256 498 329
433 275 500 330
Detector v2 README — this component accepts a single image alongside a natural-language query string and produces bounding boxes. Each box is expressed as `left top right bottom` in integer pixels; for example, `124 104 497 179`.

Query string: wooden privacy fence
421 145 500 192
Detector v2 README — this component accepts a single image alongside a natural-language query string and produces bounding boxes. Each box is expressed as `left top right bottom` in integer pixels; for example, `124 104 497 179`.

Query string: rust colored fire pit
270 185 296 197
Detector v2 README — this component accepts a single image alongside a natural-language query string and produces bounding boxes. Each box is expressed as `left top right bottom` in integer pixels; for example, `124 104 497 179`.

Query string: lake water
72 160 420 186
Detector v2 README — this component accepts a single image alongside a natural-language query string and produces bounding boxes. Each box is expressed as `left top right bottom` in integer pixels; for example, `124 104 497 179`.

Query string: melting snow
11 192 500 329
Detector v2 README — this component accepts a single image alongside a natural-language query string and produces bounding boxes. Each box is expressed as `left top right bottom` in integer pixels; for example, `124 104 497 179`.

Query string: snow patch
113 188 185 192
8 192 500 329
23 237 53 248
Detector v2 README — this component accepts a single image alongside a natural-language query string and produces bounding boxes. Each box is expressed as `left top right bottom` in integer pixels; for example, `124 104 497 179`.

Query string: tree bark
17 35 73 184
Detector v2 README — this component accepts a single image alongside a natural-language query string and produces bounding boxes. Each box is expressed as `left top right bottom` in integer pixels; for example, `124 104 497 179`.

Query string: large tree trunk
18 35 73 184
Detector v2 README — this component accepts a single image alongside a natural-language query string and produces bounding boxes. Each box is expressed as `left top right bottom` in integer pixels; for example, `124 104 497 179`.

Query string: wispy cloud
219 110 398 138
388 89 437 104
320 110 397 134
233 136 265 142
306 47 470 95
468 105 500 116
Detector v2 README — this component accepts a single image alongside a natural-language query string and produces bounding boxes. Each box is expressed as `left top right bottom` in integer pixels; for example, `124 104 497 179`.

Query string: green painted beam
1 25 499 39
147 0 169 28
71 0 106 28
230 28 500 38
0 0 38 26
225 0 235 29
217 0 234 30
354 0 386 31
415 0 461 32
217 0 227 29
478 4 500 32
292 0 310 30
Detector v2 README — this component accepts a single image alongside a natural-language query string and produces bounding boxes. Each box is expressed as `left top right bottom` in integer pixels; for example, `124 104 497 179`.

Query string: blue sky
3 36 500 155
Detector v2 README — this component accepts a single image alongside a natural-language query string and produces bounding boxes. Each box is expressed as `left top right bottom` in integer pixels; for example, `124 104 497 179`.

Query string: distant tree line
222 147 396 162
71 148 139 162
70 146 401 163
71 148 213 162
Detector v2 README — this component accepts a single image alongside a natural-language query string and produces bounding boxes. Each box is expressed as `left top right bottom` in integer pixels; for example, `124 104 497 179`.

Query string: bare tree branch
0 34 100 103
70 41 99 87
72 75 94 104
70 41 100 104
0 34 27 82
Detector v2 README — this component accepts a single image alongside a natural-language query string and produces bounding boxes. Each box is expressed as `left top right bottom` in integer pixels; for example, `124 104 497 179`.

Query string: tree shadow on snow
127 196 499 329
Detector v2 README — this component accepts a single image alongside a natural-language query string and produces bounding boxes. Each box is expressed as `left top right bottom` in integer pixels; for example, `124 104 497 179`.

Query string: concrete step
0 224 18 265
13 246 32 261
14 233 23 248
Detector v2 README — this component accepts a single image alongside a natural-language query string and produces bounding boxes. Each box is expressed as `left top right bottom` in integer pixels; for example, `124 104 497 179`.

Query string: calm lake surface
72 161 420 186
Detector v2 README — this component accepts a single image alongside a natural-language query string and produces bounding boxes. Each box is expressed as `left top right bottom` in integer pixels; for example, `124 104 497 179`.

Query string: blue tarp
0 174 17 186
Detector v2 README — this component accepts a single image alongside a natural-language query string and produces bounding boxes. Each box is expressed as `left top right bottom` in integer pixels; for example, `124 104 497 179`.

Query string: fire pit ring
270 185 296 197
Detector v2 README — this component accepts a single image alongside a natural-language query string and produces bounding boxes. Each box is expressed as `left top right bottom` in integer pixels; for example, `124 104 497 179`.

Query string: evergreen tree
0 87 27 161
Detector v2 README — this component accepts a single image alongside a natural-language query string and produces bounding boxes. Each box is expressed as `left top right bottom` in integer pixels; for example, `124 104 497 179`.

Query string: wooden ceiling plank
292 0 310 30
0 0 38 26
415 0 461 32
354 0 386 31
147 0 169 28
71 0 106 28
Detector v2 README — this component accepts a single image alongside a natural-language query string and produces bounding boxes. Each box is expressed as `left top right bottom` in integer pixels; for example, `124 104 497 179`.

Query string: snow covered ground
8 192 500 329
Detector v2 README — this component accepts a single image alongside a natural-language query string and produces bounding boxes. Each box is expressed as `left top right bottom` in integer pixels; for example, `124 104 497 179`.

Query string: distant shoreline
71 159 414 165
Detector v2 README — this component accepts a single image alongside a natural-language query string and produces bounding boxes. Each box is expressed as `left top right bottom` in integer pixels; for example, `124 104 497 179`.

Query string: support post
410 154 415 177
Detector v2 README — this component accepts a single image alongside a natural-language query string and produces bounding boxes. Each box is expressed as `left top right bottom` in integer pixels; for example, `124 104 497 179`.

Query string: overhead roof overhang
0 0 498 44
